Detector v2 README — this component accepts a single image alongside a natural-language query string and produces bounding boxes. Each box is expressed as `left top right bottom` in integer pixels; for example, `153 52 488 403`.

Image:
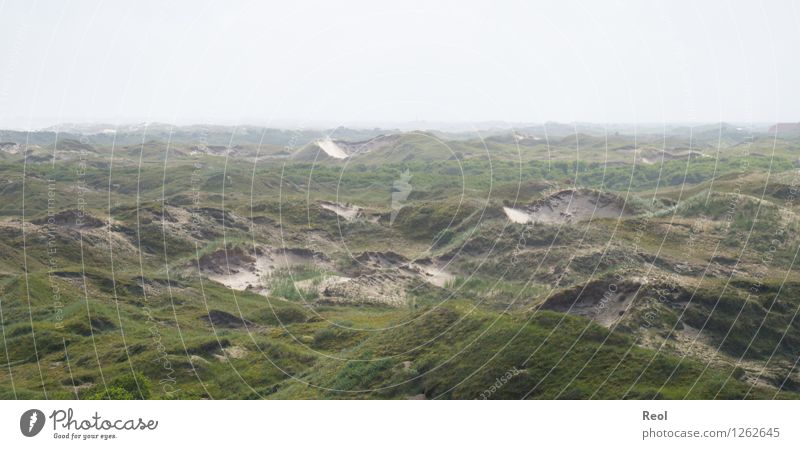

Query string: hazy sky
0 0 798 128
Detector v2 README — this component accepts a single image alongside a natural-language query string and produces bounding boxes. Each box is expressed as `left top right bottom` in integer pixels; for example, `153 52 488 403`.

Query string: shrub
84 371 151 400
86 386 134 400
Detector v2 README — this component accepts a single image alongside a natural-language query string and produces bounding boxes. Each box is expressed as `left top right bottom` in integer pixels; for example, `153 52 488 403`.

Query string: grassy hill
2 125 800 399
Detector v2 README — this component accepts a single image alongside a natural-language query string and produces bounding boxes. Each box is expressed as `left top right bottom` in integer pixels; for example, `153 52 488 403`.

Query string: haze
1 0 798 129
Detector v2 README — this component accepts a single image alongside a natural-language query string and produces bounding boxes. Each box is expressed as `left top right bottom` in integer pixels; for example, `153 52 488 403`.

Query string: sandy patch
405 261 455 288
318 272 408 307
355 251 408 268
190 355 211 365
354 251 453 287
0 142 21 154
312 252 455 306
203 247 454 307
200 246 323 295
526 189 634 224
323 134 402 157
213 345 249 362
290 251 456 307
503 206 532 224
222 346 248 359
320 201 362 221
316 138 348 159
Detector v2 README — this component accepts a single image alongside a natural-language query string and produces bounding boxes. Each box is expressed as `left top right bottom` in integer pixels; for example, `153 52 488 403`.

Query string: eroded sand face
316 138 348 159
299 274 409 307
405 262 455 288
292 252 455 306
503 206 532 224
320 201 361 221
205 255 272 294
202 245 454 307
529 190 632 224
201 247 321 295
505 190 634 225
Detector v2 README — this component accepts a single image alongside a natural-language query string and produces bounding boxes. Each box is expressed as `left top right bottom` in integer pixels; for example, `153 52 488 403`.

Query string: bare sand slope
199 246 323 295
299 251 454 307
320 201 362 221
316 138 349 159
502 206 532 224
503 189 635 225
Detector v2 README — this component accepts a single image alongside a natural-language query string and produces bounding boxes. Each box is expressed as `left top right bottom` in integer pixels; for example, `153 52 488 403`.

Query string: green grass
3 130 800 399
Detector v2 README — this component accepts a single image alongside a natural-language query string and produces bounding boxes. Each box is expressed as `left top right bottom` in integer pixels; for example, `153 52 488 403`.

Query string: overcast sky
0 0 798 129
